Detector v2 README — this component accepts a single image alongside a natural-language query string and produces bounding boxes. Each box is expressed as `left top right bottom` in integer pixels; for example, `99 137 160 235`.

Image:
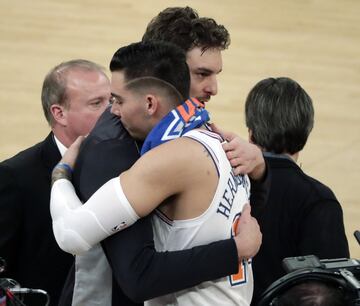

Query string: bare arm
50 138 197 254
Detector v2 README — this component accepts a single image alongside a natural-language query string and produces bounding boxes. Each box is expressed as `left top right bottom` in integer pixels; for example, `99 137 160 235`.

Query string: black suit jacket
251 155 350 305
59 108 243 305
0 133 74 306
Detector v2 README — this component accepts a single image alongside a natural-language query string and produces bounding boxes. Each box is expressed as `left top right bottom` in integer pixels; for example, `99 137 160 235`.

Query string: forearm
50 176 139 255
102 217 238 302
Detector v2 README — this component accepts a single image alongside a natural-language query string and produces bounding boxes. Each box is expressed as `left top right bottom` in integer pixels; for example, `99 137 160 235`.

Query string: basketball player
50 41 262 305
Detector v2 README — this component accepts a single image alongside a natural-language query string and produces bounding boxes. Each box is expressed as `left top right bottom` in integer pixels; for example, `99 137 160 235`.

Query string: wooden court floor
0 0 359 258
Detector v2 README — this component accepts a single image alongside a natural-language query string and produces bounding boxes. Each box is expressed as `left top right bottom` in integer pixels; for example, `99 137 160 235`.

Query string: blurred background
0 0 359 257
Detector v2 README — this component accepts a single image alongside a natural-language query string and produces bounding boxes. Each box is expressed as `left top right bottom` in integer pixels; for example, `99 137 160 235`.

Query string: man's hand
234 204 262 261
210 123 265 180
61 136 85 169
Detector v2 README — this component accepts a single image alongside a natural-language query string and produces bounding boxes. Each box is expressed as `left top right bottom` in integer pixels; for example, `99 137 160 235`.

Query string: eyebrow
195 67 223 74
111 92 123 100
88 95 107 102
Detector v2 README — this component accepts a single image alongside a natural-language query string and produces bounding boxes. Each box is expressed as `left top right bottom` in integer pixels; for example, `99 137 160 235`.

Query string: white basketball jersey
146 129 253 306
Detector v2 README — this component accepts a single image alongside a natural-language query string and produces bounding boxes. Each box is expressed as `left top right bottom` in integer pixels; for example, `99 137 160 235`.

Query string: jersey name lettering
217 171 248 219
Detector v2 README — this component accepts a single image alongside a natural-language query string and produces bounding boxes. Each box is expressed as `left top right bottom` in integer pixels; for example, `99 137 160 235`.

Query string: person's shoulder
76 123 140 177
75 134 140 185
287 162 337 201
0 135 54 186
141 136 212 174
265 155 294 169
89 107 129 142
265 155 337 201
153 135 204 155
75 108 133 175
0 137 48 169
304 174 337 200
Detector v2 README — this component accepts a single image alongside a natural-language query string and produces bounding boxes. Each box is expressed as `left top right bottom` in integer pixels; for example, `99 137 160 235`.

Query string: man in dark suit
0 59 110 306
244 77 350 305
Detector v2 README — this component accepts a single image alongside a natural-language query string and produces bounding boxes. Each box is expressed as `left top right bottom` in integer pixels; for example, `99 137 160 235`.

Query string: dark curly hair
142 7 230 52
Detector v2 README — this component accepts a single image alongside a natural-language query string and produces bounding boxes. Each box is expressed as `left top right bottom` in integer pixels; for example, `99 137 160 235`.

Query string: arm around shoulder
102 217 239 302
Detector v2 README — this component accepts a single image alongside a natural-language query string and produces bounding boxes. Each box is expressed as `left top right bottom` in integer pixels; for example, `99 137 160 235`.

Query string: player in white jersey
149 129 253 306
50 68 262 304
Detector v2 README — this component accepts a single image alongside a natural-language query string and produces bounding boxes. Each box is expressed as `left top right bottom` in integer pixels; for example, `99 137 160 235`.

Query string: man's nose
204 76 218 96
110 103 121 117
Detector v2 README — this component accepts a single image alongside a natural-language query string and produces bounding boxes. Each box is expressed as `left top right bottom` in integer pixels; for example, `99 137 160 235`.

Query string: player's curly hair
142 7 230 52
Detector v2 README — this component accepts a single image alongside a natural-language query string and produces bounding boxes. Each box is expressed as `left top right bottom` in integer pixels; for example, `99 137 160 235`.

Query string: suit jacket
0 133 74 306
251 154 350 305
59 108 242 306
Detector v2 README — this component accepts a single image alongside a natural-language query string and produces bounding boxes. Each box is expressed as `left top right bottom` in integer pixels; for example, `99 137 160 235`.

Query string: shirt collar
53 135 67 157
263 151 294 162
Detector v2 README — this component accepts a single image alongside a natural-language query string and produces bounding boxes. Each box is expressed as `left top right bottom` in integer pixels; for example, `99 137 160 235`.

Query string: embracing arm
50 137 186 255
51 136 211 254
102 218 238 302
103 201 259 302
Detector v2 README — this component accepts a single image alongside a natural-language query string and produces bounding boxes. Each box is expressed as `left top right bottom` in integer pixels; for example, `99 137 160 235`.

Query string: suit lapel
41 132 62 173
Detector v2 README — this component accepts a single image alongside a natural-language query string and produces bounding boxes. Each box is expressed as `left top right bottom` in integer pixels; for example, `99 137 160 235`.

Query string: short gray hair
245 77 314 154
41 59 106 126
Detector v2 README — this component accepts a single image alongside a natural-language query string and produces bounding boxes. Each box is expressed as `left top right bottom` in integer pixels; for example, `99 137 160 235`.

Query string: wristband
57 162 73 173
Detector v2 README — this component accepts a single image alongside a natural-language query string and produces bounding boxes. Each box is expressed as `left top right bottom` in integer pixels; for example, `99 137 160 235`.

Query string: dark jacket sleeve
0 164 22 275
102 219 238 302
73 135 239 303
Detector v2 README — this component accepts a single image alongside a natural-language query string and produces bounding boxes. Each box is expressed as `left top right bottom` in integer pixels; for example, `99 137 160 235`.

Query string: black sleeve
250 156 271 220
73 137 239 303
102 219 238 302
0 164 22 275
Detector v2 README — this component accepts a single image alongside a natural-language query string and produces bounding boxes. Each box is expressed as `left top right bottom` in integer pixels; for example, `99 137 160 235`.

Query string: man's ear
145 94 158 116
50 104 67 126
